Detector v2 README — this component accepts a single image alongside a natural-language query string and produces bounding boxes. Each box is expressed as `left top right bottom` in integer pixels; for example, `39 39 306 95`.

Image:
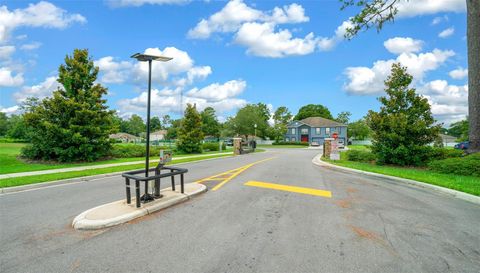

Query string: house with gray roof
284 117 347 145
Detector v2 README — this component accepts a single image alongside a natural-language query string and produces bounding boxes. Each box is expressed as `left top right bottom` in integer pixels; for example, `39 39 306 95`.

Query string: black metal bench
122 165 188 208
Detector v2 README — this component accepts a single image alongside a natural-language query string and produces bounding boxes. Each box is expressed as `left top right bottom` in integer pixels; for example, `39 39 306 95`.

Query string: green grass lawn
325 149 480 196
0 143 233 174
258 144 308 149
0 153 234 188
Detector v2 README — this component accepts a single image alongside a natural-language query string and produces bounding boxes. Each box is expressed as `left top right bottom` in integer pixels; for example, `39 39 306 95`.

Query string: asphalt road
1 148 479 273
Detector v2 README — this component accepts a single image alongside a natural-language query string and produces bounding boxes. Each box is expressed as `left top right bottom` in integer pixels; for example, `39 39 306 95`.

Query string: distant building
284 117 347 145
109 133 141 143
150 130 168 141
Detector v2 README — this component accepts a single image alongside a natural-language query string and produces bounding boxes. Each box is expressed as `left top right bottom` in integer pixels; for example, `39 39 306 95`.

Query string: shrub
202 142 226 152
272 141 309 146
109 144 171 158
428 153 480 177
345 150 376 162
428 147 464 160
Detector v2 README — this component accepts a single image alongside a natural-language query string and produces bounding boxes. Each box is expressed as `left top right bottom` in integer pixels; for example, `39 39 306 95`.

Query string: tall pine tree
177 104 204 153
23 49 115 162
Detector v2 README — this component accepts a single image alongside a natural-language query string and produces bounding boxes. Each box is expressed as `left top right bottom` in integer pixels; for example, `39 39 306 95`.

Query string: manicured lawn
0 153 234 188
0 143 232 174
325 153 480 196
258 144 308 148
346 144 370 151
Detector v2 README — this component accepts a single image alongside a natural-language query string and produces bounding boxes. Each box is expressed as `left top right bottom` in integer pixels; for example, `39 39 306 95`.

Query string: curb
312 154 480 205
72 183 207 230
0 154 236 194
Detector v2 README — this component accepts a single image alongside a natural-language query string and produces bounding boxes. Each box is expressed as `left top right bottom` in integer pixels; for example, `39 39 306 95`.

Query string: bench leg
154 168 161 197
135 180 141 208
125 178 131 204
180 173 184 194
170 169 175 191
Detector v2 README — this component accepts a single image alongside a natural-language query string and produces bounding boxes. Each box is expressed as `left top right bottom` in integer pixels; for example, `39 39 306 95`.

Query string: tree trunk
467 0 480 153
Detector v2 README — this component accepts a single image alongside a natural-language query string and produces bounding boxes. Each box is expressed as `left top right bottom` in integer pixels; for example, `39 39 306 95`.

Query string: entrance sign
159 150 172 164
330 139 340 160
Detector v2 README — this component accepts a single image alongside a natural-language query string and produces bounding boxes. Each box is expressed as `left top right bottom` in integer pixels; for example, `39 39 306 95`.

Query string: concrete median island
72 183 207 230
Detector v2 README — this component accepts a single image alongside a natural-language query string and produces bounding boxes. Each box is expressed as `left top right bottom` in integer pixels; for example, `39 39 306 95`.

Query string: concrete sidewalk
0 152 232 180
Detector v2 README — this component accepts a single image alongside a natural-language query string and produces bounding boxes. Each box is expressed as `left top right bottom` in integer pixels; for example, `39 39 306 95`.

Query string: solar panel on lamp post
131 53 173 202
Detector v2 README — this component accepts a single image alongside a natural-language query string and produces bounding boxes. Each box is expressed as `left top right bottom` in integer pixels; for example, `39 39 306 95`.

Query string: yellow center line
195 157 276 191
244 181 332 198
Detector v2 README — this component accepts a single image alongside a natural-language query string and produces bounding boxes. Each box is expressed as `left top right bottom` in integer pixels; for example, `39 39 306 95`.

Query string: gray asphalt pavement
1 148 479 273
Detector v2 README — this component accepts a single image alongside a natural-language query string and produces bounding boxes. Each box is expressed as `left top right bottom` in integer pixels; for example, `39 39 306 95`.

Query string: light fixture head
131 53 173 62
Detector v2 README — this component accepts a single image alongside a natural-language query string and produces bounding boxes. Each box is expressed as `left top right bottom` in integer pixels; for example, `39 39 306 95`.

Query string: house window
291 128 296 134
301 128 308 134
291 137 296 142
325 127 330 135
315 128 321 134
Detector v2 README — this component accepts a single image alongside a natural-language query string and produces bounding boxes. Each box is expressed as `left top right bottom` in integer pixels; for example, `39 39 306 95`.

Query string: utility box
159 150 173 164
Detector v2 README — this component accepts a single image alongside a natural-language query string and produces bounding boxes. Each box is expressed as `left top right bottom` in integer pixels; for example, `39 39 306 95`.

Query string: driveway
1 149 479 273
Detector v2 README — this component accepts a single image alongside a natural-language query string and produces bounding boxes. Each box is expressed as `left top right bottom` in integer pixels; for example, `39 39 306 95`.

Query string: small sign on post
159 150 173 164
330 137 340 161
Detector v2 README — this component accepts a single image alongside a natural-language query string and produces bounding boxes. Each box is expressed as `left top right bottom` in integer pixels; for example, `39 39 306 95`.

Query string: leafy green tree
166 118 182 139
150 116 162 131
0 113 7 136
366 63 441 166
340 0 479 153
162 114 171 128
336 111 351 124
22 49 115 162
294 104 333 120
200 107 220 138
232 103 270 139
177 104 204 153
449 119 469 141
6 115 30 140
348 119 371 140
126 114 145 136
272 106 292 142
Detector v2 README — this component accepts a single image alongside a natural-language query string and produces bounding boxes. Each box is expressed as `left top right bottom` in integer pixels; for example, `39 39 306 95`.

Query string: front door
301 135 309 143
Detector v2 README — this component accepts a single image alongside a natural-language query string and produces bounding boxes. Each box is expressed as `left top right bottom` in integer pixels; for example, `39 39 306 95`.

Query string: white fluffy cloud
383 37 423 54
0 67 23 87
449 67 468 80
419 80 468 124
0 45 15 59
431 15 448 25
188 0 347 57
118 80 247 116
0 1 86 43
438 27 455 38
0 105 20 115
13 76 60 103
187 80 246 102
187 0 307 39
234 22 318 57
396 0 465 18
94 56 133 84
20 42 42 50
107 0 189 7
344 46 455 95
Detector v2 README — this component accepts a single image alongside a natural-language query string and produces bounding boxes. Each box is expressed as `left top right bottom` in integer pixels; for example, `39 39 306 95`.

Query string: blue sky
0 0 468 125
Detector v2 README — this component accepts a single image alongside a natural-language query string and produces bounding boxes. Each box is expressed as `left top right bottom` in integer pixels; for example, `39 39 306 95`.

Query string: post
144 59 152 195
125 177 131 204
135 180 140 208
233 138 242 155
170 169 175 191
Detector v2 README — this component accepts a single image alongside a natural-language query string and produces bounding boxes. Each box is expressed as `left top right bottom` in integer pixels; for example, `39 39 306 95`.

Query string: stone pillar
324 140 332 158
233 138 242 155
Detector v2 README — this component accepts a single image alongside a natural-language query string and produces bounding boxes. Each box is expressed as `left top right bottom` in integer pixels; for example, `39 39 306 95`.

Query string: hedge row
428 153 480 177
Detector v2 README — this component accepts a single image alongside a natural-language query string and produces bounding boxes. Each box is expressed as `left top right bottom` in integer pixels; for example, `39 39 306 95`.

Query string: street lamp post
131 53 172 202
254 123 257 139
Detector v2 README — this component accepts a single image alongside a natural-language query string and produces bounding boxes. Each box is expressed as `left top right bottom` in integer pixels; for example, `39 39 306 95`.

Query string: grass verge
0 142 233 174
324 157 480 197
0 153 235 188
